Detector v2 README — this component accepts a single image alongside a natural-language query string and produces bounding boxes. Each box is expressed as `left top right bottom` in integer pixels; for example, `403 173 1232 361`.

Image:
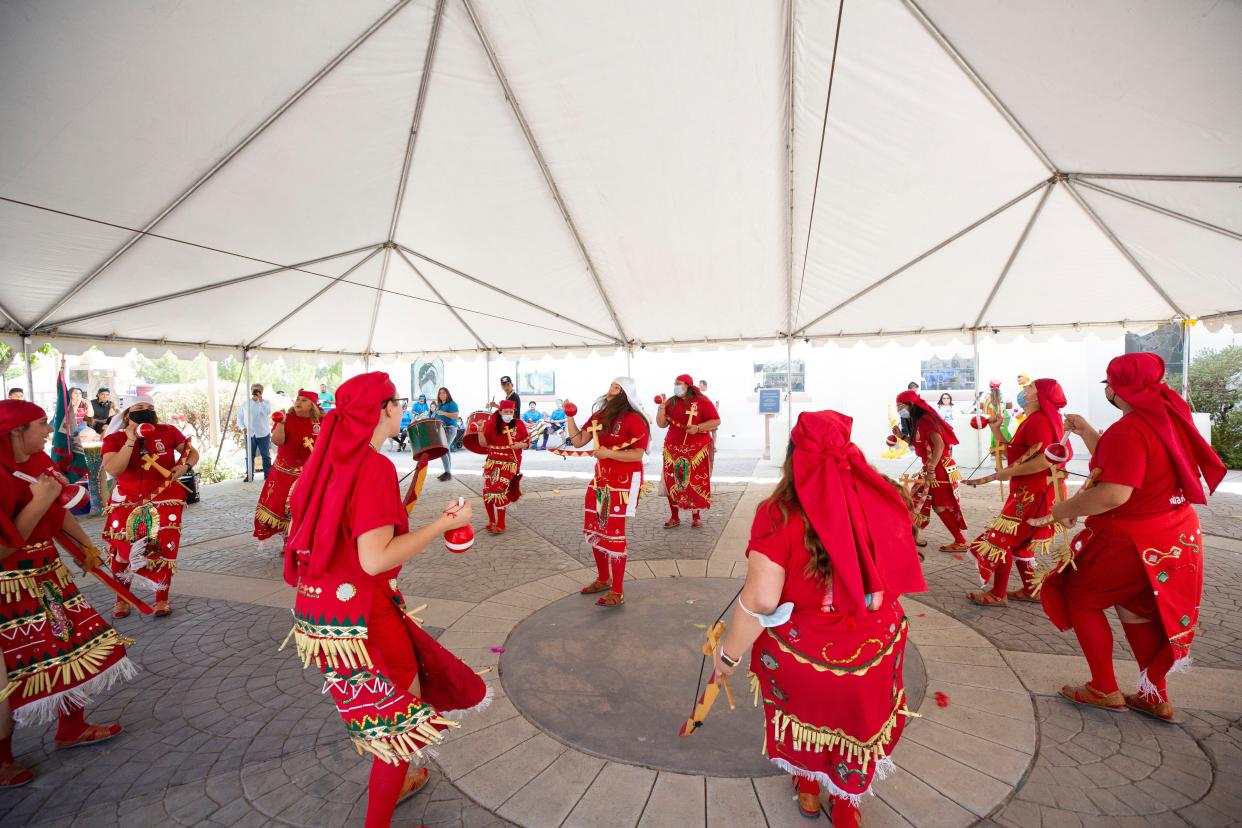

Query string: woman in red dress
894 390 968 551
566 377 650 608
253 389 322 542
0 401 135 788
282 372 487 827
477 399 528 534
656 373 720 529
101 397 198 617
714 410 926 824
1035 354 1224 721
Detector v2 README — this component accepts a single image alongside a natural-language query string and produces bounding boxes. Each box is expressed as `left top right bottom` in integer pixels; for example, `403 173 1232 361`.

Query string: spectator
907 381 920 391
937 392 955 423
89 387 118 434
412 394 430 417
487 375 520 411
69 387 91 435
7 388 23 400
698 379 710 395
318 383 335 412
434 387 460 481
237 383 273 481
522 401 545 450
394 401 413 452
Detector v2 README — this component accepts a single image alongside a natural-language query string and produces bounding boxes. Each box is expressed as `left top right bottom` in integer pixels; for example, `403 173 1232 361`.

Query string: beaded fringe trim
768 690 917 772
280 616 374 671
6 651 138 727
767 755 897 809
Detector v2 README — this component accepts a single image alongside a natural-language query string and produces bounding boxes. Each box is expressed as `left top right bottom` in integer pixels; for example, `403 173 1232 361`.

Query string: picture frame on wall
516 362 555 396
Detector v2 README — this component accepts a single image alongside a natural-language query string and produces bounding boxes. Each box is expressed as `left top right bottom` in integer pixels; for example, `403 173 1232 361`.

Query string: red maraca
136 422 157 439
1044 438 1071 465
885 434 899 448
562 400 578 418
443 497 474 553
654 394 665 406
271 410 285 425
969 415 990 430
13 470 88 511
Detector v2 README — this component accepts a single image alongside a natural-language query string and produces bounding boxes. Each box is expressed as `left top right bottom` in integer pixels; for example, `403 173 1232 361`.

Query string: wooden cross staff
141 453 194 493
302 436 314 451
583 420 604 450
682 402 699 445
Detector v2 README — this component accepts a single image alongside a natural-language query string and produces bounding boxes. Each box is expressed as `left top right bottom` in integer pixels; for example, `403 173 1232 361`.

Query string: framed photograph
753 360 805 393
516 363 555 396
410 358 445 401
920 354 976 391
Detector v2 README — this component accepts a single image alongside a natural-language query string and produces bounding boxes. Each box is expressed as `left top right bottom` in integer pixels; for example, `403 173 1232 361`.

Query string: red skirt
914 458 965 531
103 479 185 593
970 481 1060 585
254 457 301 540
482 448 522 509
584 461 643 558
662 437 712 511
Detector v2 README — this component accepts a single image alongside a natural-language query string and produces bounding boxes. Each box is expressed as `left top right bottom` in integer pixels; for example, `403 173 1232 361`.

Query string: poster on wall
919 355 976 390
516 362 555 396
753 360 805 392
410 359 445 401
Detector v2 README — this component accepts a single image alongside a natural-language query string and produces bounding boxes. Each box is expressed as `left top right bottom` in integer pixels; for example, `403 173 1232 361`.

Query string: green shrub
196 454 240 484
1189 344 1242 469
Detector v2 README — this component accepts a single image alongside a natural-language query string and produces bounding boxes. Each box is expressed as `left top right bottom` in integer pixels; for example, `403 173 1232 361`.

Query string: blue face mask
673 385 686 397
899 408 910 419
1016 390 1028 409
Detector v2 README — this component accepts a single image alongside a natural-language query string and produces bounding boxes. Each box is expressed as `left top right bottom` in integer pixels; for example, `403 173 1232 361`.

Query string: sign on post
758 388 781 415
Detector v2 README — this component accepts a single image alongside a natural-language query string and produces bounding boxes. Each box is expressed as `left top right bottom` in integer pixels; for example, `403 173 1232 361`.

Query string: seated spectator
89 387 118 434
7 388 23 400
412 394 430 417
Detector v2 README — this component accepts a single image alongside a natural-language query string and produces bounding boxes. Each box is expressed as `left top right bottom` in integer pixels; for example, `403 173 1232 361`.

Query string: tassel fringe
10 654 138 727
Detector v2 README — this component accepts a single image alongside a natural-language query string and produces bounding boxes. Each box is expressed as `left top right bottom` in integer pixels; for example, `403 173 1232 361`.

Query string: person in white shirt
937 392 956 423
237 383 273 481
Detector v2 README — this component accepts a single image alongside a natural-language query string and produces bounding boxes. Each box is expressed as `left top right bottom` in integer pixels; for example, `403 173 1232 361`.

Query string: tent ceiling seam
793 177 1051 336
1072 179 1242 243
460 0 630 344
393 247 488 350
791 0 845 333
246 246 384 349
784 0 797 335
24 0 415 333
0 301 22 331
1063 180 1187 317
1066 173 1242 184
973 180 1054 328
400 245 623 345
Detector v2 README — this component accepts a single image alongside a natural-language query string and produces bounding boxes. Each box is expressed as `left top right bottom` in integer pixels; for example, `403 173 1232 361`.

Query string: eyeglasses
386 397 409 407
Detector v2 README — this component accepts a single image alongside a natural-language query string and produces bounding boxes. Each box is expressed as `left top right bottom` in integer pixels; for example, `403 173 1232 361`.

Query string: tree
0 342 56 381
216 356 343 394
1188 345 1242 468
132 352 208 384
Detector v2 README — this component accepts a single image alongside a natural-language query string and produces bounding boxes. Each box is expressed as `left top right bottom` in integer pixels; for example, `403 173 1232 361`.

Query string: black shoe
438 472 452 482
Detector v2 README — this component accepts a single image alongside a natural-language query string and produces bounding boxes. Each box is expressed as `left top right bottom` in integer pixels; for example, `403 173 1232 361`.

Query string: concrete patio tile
539 572 589 594
488 589 555 611
448 612 520 635
435 715 538 779
922 659 1026 694
647 560 681 578
471 601 538 621
901 718 1034 783
705 558 735 578
499 751 606 828
730 562 749 578
402 595 476 628
513 580 573 601
752 773 820 828
878 766 976 827
920 680 1036 723
908 623 995 648
855 794 916 827
917 644 1011 669
455 733 568 810
436 629 510 651
893 738 1013 817
919 697 1038 749
625 561 656 580
562 568 599 586
636 771 705 828
705 777 766 828
563 762 657 828
451 696 521 738
676 559 708 578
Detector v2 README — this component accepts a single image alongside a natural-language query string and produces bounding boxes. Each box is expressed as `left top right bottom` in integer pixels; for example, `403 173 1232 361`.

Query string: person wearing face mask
566 378 651 608
656 374 721 528
0 401 136 788
1032 354 1224 721
476 400 529 534
893 390 968 551
965 378 1070 605
101 397 198 617
253 390 323 543
1014 373 1033 424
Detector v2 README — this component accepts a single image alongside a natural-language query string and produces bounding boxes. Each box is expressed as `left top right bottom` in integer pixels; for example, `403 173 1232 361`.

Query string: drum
460 411 491 455
406 417 449 461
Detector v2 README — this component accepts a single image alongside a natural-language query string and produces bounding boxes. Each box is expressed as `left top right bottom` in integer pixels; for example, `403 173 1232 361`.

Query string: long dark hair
596 391 649 435
765 444 831 584
666 386 701 413
437 387 454 405
905 404 926 438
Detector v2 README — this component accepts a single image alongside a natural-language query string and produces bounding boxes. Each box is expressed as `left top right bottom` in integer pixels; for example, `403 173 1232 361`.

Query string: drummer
477 400 529 533
487 375 521 412
434 387 460 481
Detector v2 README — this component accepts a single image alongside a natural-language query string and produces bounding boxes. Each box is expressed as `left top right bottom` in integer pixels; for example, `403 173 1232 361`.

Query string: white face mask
501 414 514 423
673 385 686 397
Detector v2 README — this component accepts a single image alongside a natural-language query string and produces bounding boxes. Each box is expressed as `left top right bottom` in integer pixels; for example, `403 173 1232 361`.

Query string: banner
51 363 88 483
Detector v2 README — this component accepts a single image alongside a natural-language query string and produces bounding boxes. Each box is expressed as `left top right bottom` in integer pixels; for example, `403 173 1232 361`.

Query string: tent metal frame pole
42 244 381 330
1066 173 1242 184
27 1 414 332
973 180 1053 327
785 337 794 449
794 178 1050 336
243 350 254 482
247 247 384 349
1061 181 1187 317
971 329 982 466
393 248 488 349
22 337 34 399
792 0 846 329
1071 179 1242 243
784 0 797 335
1182 321 1191 400
460 0 630 344
400 246 622 344
366 0 448 357
0 301 21 329
213 360 245 468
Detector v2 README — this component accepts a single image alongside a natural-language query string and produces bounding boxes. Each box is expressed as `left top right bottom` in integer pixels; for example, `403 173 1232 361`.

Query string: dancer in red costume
1035 354 1224 721
282 372 487 827
253 389 322 542
0 401 135 788
477 400 528 534
894 390 968 551
566 378 650 608
656 373 719 529
714 411 926 824
101 397 197 618
966 378 1069 605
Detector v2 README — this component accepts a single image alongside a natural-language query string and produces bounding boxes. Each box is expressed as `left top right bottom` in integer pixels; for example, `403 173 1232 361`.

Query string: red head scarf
296 389 319 405
1107 353 1225 503
498 399 517 412
1031 378 1068 445
896 390 958 446
675 373 694 387
0 400 48 471
284 372 396 585
790 410 926 616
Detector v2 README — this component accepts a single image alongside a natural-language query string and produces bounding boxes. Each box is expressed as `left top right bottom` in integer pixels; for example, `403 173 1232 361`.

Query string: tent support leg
23 336 34 400
243 351 254 483
1182 320 1192 400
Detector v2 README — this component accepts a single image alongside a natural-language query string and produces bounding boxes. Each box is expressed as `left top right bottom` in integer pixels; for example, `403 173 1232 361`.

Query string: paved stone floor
2 446 1240 827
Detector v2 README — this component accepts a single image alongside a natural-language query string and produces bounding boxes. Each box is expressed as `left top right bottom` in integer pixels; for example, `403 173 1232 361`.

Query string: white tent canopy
2 0 1239 360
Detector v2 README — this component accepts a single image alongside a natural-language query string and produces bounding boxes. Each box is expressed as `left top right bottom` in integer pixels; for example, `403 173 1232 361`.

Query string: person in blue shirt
546 399 567 450
412 394 430 417
318 383 336 412
393 402 413 452
434 387 460 480
521 402 545 450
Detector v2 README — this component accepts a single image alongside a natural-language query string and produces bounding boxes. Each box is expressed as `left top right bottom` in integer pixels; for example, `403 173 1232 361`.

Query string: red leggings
364 590 421 828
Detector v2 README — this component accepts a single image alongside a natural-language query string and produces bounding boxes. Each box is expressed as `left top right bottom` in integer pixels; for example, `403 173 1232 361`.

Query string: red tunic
746 503 912 803
101 424 189 592
482 417 528 508
285 449 487 764
254 413 320 539
970 411 1062 585
908 419 965 531
1040 413 1203 663
582 410 650 557
0 454 134 725
661 394 719 511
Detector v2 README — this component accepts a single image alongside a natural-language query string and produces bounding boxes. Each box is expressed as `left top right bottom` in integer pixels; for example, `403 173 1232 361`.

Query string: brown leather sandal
1007 588 1040 603
579 579 611 595
1060 682 1125 710
968 591 1008 607
1124 693 1178 723
55 722 123 750
112 598 130 619
595 590 625 608
0 762 33 788
396 766 430 804
663 517 681 529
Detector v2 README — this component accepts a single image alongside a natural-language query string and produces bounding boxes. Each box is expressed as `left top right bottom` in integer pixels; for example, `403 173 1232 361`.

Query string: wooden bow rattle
678 620 735 736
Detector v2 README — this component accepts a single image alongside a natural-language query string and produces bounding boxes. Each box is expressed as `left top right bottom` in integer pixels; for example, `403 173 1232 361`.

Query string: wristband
719 648 740 668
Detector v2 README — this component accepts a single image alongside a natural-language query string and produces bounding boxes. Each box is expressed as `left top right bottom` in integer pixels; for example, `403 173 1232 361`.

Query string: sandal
691 514 702 528
1124 693 1178 723
396 766 430 805
940 541 970 553
112 598 130 619
580 579 611 595
1059 682 1125 711
968 591 1008 607
797 791 821 819
153 600 172 617
55 722 123 750
663 518 681 529
0 762 33 788
595 590 625 608
1008 588 1040 603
